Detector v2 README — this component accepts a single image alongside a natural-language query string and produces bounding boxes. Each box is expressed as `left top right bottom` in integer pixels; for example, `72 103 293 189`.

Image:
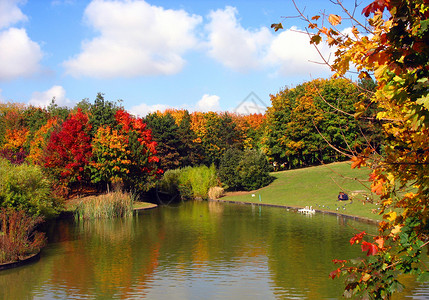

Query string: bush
218 148 243 190
219 149 273 191
237 150 273 191
74 191 135 220
0 158 62 218
158 165 219 200
0 208 47 264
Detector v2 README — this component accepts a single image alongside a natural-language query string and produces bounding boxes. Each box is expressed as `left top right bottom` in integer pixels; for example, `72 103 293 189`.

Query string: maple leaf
371 180 384 195
374 236 385 250
350 231 366 245
329 14 342 26
351 156 365 169
329 268 341 279
361 241 378 256
362 0 390 17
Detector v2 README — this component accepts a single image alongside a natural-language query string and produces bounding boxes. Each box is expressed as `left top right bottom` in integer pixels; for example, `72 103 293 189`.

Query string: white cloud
64 0 202 78
265 26 333 76
205 6 272 72
196 94 220 112
0 0 27 30
130 103 171 118
204 7 333 77
29 85 71 107
0 28 43 80
0 89 4 103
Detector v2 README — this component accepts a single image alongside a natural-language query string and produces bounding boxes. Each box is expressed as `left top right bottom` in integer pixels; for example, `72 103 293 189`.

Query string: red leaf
329 268 341 279
361 241 378 256
350 231 366 245
362 0 390 17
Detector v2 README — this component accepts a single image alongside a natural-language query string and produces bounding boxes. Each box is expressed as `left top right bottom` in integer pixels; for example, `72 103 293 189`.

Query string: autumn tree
191 112 243 165
262 78 369 169
273 0 429 297
89 109 161 192
43 109 93 191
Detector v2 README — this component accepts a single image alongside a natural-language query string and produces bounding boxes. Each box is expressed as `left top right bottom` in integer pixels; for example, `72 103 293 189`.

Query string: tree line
0 77 378 199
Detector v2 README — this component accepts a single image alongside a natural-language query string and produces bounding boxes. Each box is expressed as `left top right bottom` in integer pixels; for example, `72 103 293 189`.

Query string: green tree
218 147 244 190
263 78 370 169
145 113 182 171
177 110 203 167
88 93 122 136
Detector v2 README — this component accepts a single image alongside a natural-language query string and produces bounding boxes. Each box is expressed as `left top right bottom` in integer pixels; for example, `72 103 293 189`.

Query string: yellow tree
274 0 429 298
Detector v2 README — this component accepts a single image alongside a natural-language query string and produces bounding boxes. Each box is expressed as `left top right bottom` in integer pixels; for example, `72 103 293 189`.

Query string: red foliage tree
44 109 92 189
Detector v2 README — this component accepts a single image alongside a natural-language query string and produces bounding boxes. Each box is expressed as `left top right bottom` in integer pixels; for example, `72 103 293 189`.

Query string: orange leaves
4 128 29 151
351 156 366 169
328 14 342 26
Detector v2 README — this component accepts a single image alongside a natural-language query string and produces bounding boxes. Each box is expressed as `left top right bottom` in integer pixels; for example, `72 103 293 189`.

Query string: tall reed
159 164 219 200
74 191 134 221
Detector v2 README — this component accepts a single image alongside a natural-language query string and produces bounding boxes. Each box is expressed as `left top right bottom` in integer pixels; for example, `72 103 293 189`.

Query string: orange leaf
374 237 385 249
328 14 342 26
371 180 384 195
351 156 365 169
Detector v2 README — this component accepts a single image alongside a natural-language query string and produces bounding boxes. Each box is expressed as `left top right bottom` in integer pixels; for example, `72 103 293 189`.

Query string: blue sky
0 0 363 116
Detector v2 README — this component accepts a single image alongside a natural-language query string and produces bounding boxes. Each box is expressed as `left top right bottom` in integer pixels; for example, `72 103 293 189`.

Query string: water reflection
0 201 427 299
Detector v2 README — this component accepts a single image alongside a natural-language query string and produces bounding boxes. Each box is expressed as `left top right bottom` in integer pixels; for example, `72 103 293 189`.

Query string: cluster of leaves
0 207 47 264
273 0 429 298
219 148 273 191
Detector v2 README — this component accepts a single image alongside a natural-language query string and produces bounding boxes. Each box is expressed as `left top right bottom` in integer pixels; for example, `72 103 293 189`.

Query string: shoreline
210 198 379 225
0 252 41 271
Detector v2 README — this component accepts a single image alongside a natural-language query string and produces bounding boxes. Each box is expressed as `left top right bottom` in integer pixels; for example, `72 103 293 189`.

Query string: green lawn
221 161 382 221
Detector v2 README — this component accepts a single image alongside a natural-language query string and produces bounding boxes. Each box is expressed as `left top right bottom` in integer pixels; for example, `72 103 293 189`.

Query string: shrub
74 191 134 220
237 150 273 191
0 158 62 218
0 208 47 264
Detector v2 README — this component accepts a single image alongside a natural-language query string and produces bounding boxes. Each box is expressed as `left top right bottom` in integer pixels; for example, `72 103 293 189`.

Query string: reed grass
74 191 135 221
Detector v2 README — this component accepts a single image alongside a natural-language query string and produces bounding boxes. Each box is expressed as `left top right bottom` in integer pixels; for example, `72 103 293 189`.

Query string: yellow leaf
384 211 397 222
391 225 402 235
329 14 342 26
361 273 371 282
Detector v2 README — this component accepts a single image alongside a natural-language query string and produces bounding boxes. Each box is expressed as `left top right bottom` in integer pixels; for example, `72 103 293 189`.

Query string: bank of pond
1 201 428 299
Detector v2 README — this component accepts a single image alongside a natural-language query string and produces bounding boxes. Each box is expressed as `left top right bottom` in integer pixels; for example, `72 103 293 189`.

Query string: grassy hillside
221 161 382 221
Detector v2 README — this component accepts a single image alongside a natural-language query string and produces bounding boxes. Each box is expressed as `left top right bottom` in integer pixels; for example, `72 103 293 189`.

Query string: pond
1 201 428 299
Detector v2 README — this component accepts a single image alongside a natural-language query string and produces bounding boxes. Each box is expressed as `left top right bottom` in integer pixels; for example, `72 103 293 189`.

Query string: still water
1 201 428 299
